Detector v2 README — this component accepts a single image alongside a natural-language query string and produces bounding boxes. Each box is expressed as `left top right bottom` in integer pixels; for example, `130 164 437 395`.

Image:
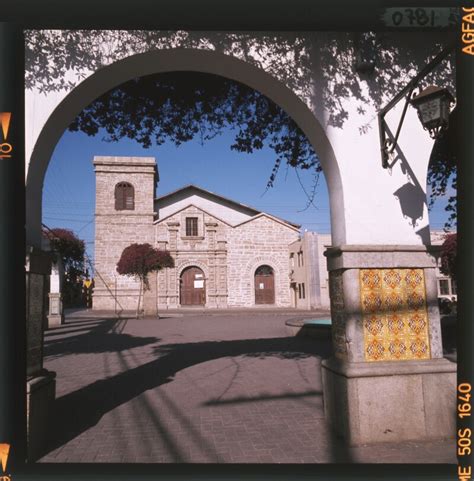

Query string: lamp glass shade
417 97 442 125
411 86 454 133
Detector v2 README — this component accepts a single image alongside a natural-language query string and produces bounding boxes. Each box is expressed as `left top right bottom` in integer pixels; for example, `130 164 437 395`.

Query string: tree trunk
136 277 142 319
156 286 160 319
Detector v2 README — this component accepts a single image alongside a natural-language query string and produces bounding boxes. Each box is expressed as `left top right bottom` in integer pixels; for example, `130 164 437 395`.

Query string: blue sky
42 127 453 267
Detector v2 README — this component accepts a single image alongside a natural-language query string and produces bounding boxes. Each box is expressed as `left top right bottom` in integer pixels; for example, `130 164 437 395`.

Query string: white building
289 230 456 310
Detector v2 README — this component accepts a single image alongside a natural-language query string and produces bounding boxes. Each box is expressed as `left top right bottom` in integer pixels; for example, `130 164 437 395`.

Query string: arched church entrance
254 265 275 305
180 266 206 306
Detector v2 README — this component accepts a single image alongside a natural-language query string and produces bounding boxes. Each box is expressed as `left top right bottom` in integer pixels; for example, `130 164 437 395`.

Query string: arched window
115 182 134 210
255 265 274 276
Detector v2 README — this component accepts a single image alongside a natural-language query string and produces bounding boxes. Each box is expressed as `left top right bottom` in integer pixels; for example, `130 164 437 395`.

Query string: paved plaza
38 309 456 464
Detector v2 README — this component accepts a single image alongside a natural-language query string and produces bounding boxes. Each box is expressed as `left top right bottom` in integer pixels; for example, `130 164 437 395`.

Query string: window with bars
297 251 304 267
437 278 457 297
115 182 134 210
438 278 451 296
185 217 198 236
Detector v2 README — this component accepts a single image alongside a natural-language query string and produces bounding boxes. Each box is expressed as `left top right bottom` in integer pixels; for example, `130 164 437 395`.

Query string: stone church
92 156 301 312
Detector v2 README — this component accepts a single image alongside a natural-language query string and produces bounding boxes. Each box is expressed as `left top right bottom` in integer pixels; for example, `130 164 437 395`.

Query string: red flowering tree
116 243 174 318
440 233 457 283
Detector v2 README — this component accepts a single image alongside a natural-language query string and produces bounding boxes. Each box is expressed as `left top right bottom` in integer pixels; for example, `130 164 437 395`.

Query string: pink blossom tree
116 243 174 318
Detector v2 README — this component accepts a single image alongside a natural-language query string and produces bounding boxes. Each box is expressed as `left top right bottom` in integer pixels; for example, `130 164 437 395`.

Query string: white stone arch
176 260 209 306
245 255 286 306
26 48 344 248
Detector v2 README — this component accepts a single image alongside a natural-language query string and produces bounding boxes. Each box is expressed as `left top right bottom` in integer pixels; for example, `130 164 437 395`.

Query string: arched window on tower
115 182 135 210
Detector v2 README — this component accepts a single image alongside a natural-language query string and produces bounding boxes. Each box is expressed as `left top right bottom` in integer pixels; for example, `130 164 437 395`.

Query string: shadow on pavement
43 318 161 358
40 332 334 461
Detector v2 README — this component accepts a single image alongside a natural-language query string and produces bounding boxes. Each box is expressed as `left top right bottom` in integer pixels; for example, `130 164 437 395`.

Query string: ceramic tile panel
360 268 430 362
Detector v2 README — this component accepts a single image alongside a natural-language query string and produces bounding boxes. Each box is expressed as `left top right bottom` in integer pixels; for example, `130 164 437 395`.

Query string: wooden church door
180 267 206 306
254 265 275 304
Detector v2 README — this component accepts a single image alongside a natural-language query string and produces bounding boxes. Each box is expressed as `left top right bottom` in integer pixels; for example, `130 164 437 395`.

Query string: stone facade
93 156 157 311
93 156 300 312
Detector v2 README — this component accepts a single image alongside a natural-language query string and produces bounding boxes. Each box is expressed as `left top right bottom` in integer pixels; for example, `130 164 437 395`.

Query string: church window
186 217 198 236
115 182 134 210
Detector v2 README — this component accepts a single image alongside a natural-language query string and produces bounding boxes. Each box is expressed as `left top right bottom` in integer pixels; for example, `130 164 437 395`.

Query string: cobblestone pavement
38 309 456 464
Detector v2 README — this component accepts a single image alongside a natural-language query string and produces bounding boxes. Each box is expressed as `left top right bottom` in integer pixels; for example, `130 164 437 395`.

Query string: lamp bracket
378 41 456 169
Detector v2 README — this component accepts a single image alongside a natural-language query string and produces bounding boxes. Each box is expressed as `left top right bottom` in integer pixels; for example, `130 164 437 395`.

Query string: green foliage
69 72 320 190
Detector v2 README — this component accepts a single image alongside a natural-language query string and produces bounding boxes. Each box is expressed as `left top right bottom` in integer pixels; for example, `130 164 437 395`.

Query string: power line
43 217 94 223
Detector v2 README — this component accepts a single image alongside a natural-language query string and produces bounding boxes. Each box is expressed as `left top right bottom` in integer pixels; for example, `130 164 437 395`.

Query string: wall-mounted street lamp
378 42 455 169
410 85 456 139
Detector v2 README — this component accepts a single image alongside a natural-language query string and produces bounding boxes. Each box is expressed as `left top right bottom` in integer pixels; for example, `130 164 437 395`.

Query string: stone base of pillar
322 356 456 446
142 304 155 317
27 370 56 461
47 293 64 328
47 314 64 327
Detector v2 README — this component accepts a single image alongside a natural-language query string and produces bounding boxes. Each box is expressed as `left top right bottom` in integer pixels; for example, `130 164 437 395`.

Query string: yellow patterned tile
361 270 382 289
384 291 405 311
383 269 402 289
362 292 383 313
388 339 407 359
409 338 429 358
366 339 385 361
405 269 424 289
407 313 427 335
360 268 431 362
387 314 404 335
364 315 384 336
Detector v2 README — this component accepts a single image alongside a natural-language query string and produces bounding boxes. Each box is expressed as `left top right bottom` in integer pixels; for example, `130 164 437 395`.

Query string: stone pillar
205 222 218 308
167 222 180 307
47 293 64 327
156 240 169 310
25 247 56 460
47 259 64 327
216 240 228 308
321 245 456 445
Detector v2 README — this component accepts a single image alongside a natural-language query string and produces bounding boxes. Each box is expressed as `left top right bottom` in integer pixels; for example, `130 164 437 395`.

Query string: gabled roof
154 203 234 227
154 184 300 228
234 212 300 232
